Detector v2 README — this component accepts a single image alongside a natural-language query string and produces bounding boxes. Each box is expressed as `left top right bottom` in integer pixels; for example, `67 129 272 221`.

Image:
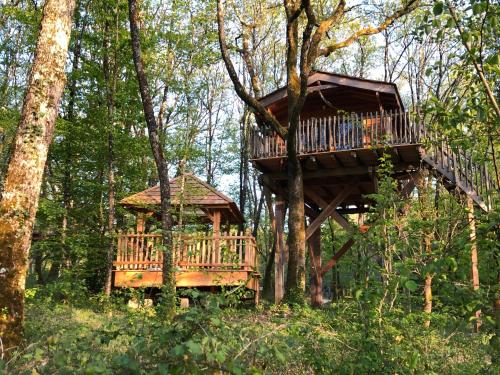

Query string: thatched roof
119 173 244 225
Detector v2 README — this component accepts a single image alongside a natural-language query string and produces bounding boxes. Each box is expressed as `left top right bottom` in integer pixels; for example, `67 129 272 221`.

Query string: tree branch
217 0 287 138
319 0 419 57
446 0 500 118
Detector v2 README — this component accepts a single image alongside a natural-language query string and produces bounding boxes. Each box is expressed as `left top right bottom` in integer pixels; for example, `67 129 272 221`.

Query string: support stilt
309 227 322 306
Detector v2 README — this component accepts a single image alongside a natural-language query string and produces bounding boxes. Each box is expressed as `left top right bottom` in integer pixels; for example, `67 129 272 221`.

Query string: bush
2 289 496 374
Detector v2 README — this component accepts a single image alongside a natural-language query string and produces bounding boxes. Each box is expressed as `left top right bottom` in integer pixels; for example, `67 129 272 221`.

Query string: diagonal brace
305 185 351 241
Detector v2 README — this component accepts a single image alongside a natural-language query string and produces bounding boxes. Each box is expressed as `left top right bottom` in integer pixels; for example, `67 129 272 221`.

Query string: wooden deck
251 110 496 212
113 232 259 292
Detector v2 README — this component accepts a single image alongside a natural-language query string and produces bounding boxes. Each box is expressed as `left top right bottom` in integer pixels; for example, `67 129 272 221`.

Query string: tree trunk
33 249 45 285
467 197 481 332
309 227 322 307
274 199 286 304
103 12 118 296
284 137 306 303
423 235 433 328
0 0 75 352
261 242 276 301
128 0 175 307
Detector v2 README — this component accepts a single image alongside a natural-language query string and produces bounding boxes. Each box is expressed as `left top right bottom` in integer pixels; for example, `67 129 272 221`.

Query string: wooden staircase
420 138 497 212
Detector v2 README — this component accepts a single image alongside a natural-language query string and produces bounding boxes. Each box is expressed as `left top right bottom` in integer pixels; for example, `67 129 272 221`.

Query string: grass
1 287 497 374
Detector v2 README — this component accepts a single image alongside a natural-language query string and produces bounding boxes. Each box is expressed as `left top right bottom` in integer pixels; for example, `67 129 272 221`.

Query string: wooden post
136 212 145 233
467 197 481 332
275 198 286 304
212 209 221 264
309 227 322 307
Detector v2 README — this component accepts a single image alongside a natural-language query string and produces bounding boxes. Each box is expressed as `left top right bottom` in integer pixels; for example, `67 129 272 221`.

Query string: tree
217 0 420 303
128 0 175 307
0 0 76 351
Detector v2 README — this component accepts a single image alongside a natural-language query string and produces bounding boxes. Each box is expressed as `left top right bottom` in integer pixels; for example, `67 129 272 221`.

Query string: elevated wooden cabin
250 71 497 304
113 173 259 301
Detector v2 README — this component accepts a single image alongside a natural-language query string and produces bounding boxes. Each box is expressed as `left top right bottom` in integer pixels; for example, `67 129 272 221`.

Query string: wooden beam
330 211 352 232
400 171 423 199
399 171 424 215
309 227 322 306
320 238 355 275
268 166 371 181
305 189 355 233
305 185 351 241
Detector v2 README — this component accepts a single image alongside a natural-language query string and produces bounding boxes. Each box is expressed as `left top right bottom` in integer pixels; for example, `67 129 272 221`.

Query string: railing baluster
327 116 332 150
371 112 375 146
333 116 337 149
308 119 311 153
464 149 469 189
342 113 346 149
362 112 366 147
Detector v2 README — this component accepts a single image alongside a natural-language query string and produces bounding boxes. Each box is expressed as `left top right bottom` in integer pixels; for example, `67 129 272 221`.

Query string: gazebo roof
120 173 244 225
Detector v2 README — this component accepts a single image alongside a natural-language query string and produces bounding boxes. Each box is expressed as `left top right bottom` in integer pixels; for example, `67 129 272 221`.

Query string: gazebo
112 173 259 302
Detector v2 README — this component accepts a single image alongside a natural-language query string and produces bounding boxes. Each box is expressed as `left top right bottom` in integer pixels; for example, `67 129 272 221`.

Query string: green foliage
2 290 496 374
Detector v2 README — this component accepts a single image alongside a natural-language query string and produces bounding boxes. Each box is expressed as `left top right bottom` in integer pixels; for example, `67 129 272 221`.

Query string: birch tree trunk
0 0 75 352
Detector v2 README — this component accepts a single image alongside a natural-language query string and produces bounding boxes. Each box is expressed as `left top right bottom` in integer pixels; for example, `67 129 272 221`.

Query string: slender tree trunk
261 242 276 301
103 11 118 296
423 235 433 328
262 187 276 300
128 0 175 307
467 197 481 332
309 227 322 307
0 0 75 352
33 249 45 285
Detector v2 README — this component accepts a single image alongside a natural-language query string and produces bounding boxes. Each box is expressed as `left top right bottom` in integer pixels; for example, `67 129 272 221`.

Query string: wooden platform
251 111 496 212
114 269 259 290
112 232 260 292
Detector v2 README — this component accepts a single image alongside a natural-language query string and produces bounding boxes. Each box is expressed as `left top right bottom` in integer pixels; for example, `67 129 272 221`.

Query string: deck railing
250 109 497 211
250 110 423 159
114 231 258 272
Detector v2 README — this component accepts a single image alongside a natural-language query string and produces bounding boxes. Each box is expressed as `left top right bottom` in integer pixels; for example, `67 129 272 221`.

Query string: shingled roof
120 173 244 225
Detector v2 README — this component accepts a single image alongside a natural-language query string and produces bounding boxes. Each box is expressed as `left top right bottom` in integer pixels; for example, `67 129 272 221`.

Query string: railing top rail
117 233 256 240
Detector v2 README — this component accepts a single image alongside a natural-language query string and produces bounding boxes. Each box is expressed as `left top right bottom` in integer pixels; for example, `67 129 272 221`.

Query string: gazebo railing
114 231 258 271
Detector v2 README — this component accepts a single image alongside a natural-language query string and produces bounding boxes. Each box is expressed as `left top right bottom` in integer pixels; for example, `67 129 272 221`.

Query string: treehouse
250 71 497 305
112 173 260 302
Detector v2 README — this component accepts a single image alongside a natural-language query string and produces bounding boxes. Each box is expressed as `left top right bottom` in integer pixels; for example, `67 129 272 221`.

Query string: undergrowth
0 284 496 374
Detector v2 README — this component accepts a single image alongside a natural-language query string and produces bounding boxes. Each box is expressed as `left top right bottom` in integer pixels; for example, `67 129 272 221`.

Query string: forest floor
1 285 497 375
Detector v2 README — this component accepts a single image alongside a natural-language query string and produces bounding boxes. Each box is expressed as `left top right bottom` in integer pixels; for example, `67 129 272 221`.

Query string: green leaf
433 2 444 16
173 344 184 356
404 280 418 292
274 348 286 362
186 340 202 355
472 3 483 15
210 317 221 326
355 289 363 300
